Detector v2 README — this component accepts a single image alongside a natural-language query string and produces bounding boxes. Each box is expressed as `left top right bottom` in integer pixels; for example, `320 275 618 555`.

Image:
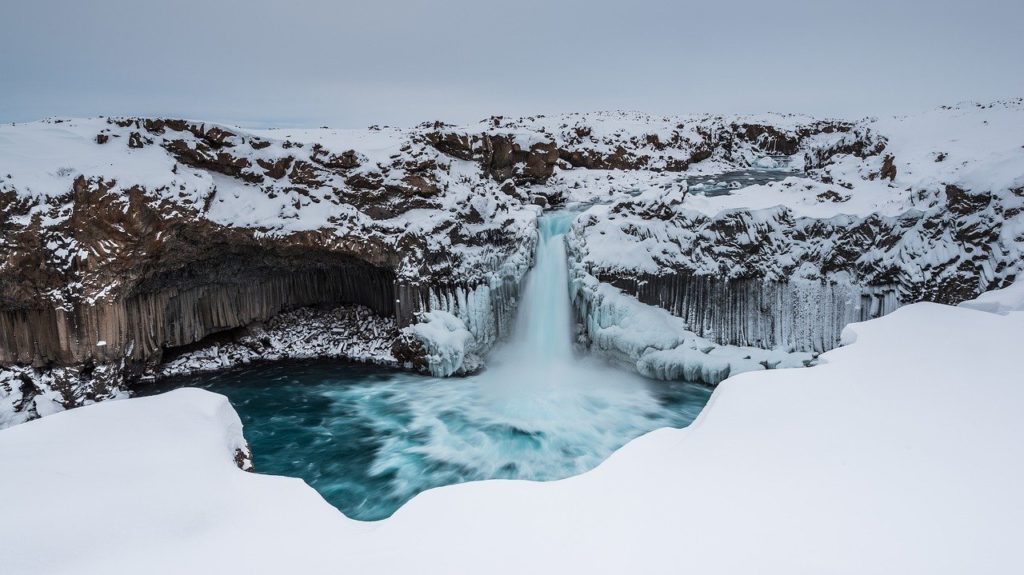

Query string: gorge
1 101 1023 575
145 213 711 520
4 1 1023 571
2 101 1023 430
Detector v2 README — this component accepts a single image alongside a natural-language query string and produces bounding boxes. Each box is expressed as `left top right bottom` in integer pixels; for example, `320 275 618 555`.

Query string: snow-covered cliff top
0 117 538 287
2 101 1021 370
568 100 1024 296
6 101 1019 293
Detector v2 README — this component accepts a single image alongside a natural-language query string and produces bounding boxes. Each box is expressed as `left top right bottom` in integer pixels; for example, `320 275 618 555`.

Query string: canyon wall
3 103 1022 424
0 117 549 380
600 273 899 353
1 262 396 367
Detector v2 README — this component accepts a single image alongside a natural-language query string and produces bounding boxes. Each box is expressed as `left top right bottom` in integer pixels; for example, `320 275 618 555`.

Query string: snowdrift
2 296 1022 574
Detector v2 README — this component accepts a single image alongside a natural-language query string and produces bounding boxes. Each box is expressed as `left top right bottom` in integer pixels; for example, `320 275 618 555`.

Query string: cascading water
487 212 576 371
147 212 711 520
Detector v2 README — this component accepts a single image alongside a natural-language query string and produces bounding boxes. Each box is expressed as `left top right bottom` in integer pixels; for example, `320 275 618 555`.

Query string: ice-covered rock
155 305 399 377
570 268 813 385
399 310 477 377
567 100 1024 356
0 363 129 429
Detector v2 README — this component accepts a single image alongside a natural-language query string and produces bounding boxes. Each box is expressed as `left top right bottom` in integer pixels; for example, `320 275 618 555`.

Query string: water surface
151 361 710 520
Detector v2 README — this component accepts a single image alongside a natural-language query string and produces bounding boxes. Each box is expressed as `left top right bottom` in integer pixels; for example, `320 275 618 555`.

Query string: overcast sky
2 0 1022 128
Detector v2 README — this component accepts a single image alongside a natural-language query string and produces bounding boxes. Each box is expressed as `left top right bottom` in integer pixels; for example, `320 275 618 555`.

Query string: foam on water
147 212 711 520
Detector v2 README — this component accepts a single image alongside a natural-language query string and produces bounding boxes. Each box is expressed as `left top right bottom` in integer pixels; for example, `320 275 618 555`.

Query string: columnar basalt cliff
566 101 1024 365
2 101 1023 424
582 271 900 353
1 233 399 367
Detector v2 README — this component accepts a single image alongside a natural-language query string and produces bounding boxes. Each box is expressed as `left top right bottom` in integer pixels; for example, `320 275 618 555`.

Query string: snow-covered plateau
1 290 1021 574
2 100 1024 423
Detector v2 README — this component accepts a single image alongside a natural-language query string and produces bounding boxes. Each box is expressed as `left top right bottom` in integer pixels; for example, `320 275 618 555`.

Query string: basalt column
0 254 398 367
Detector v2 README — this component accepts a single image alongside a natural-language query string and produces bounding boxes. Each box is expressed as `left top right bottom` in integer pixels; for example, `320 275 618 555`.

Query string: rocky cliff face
566 100 1024 354
0 118 543 371
567 190 1020 353
0 117 550 421
2 102 1021 424
0 112 844 370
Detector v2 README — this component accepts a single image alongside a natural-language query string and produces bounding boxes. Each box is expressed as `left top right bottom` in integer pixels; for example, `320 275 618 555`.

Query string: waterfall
500 213 578 364
482 211 589 383
400 212 581 379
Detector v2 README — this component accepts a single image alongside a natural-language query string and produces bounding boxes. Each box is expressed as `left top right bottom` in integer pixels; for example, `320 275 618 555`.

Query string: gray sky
2 0 1022 128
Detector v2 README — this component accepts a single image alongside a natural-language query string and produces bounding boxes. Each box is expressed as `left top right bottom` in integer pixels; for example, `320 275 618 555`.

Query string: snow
1 300 1021 574
156 305 398 378
870 100 1024 194
402 310 476 376
959 278 1024 315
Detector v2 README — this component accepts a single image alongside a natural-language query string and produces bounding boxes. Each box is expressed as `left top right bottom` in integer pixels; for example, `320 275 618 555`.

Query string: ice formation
570 267 813 385
401 310 476 377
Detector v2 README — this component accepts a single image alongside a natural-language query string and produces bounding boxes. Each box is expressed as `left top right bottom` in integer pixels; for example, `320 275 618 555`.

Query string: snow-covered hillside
1 294 1021 574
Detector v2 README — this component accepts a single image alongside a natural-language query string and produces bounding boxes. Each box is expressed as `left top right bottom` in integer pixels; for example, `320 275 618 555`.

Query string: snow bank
959 278 1024 315
2 301 1022 574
